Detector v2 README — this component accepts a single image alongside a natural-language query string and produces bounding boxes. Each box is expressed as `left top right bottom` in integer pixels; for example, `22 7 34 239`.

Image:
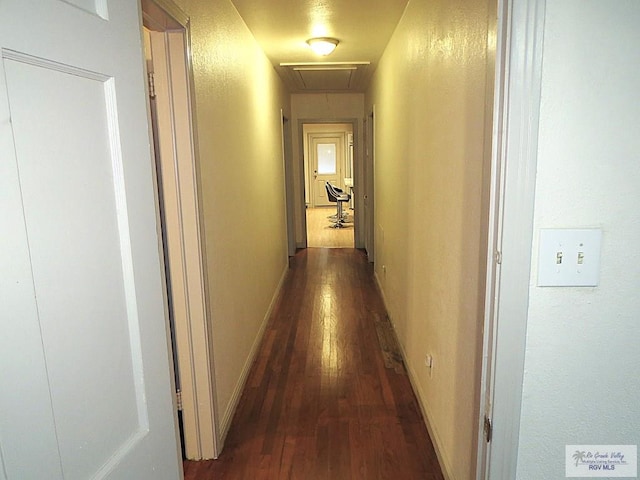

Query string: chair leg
337 201 348 227
329 201 344 228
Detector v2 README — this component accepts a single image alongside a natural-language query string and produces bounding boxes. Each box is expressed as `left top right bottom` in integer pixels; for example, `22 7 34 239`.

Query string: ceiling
229 0 410 93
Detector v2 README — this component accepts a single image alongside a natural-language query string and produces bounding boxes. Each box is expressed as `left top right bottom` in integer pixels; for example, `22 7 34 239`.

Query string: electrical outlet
425 354 433 377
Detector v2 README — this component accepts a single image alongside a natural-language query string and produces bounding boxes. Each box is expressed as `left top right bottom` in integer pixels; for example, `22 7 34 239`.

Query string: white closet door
0 1 181 478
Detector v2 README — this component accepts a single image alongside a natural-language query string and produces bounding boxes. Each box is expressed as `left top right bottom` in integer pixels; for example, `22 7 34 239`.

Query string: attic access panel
278 62 371 92
296 68 354 90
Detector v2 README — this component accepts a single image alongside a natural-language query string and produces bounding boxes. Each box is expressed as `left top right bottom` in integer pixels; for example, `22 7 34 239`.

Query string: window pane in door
317 143 336 174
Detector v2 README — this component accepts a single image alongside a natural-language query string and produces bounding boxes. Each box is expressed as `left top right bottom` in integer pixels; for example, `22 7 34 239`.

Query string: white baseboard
373 270 455 480
399 337 456 480
216 262 290 448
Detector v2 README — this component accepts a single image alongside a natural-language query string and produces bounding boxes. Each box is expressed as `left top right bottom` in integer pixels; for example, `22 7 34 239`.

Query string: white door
311 134 344 207
0 1 182 479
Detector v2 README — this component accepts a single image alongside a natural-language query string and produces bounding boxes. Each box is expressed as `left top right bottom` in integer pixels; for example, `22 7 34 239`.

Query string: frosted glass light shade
307 37 338 56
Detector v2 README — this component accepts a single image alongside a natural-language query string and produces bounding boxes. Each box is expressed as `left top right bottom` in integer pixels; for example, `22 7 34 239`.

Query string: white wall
174 0 291 447
290 94 364 247
516 1 640 477
365 0 495 478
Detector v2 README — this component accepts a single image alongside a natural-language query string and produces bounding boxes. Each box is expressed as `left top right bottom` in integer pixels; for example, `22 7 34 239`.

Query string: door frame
308 132 346 207
142 0 219 460
281 113 296 256
363 107 375 263
476 0 546 478
295 118 361 248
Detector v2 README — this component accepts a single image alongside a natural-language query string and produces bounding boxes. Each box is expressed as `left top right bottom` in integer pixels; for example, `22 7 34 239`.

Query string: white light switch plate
537 229 602 287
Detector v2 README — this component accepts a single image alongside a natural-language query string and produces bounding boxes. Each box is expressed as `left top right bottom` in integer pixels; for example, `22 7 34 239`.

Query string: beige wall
365 0 495 478
174 0 291 444
290 94 365 247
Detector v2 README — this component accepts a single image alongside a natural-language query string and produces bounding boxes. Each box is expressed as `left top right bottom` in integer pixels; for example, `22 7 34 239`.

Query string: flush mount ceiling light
306 37 339 56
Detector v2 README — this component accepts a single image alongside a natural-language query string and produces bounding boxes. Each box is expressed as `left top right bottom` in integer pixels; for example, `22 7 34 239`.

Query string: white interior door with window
0 1 181 479
310 134 344 207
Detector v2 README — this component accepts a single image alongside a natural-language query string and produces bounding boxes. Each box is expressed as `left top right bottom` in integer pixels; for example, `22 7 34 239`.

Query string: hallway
184 248 444 479
152 1 496 476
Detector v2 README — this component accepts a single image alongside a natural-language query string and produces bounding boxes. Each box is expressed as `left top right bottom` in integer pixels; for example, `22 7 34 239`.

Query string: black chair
325 182 350 228
325 184 350 221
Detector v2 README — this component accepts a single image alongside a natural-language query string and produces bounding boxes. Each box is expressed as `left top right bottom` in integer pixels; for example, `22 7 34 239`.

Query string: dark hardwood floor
183 248 444 480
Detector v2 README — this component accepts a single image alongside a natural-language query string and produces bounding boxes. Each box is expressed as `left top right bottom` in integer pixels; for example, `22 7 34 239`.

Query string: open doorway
363 108 375 262
303 123 355 248
281 114 296 257
141 0 218 460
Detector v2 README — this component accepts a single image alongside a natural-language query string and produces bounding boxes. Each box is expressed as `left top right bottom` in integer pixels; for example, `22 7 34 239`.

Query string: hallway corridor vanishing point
183 248 444 479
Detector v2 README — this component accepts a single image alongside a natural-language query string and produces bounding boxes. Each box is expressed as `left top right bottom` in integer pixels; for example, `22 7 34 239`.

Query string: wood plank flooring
183 248 444 480
306 207 354 248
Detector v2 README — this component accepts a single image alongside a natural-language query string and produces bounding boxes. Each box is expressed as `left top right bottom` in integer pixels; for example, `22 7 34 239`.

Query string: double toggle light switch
537 228 603 287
